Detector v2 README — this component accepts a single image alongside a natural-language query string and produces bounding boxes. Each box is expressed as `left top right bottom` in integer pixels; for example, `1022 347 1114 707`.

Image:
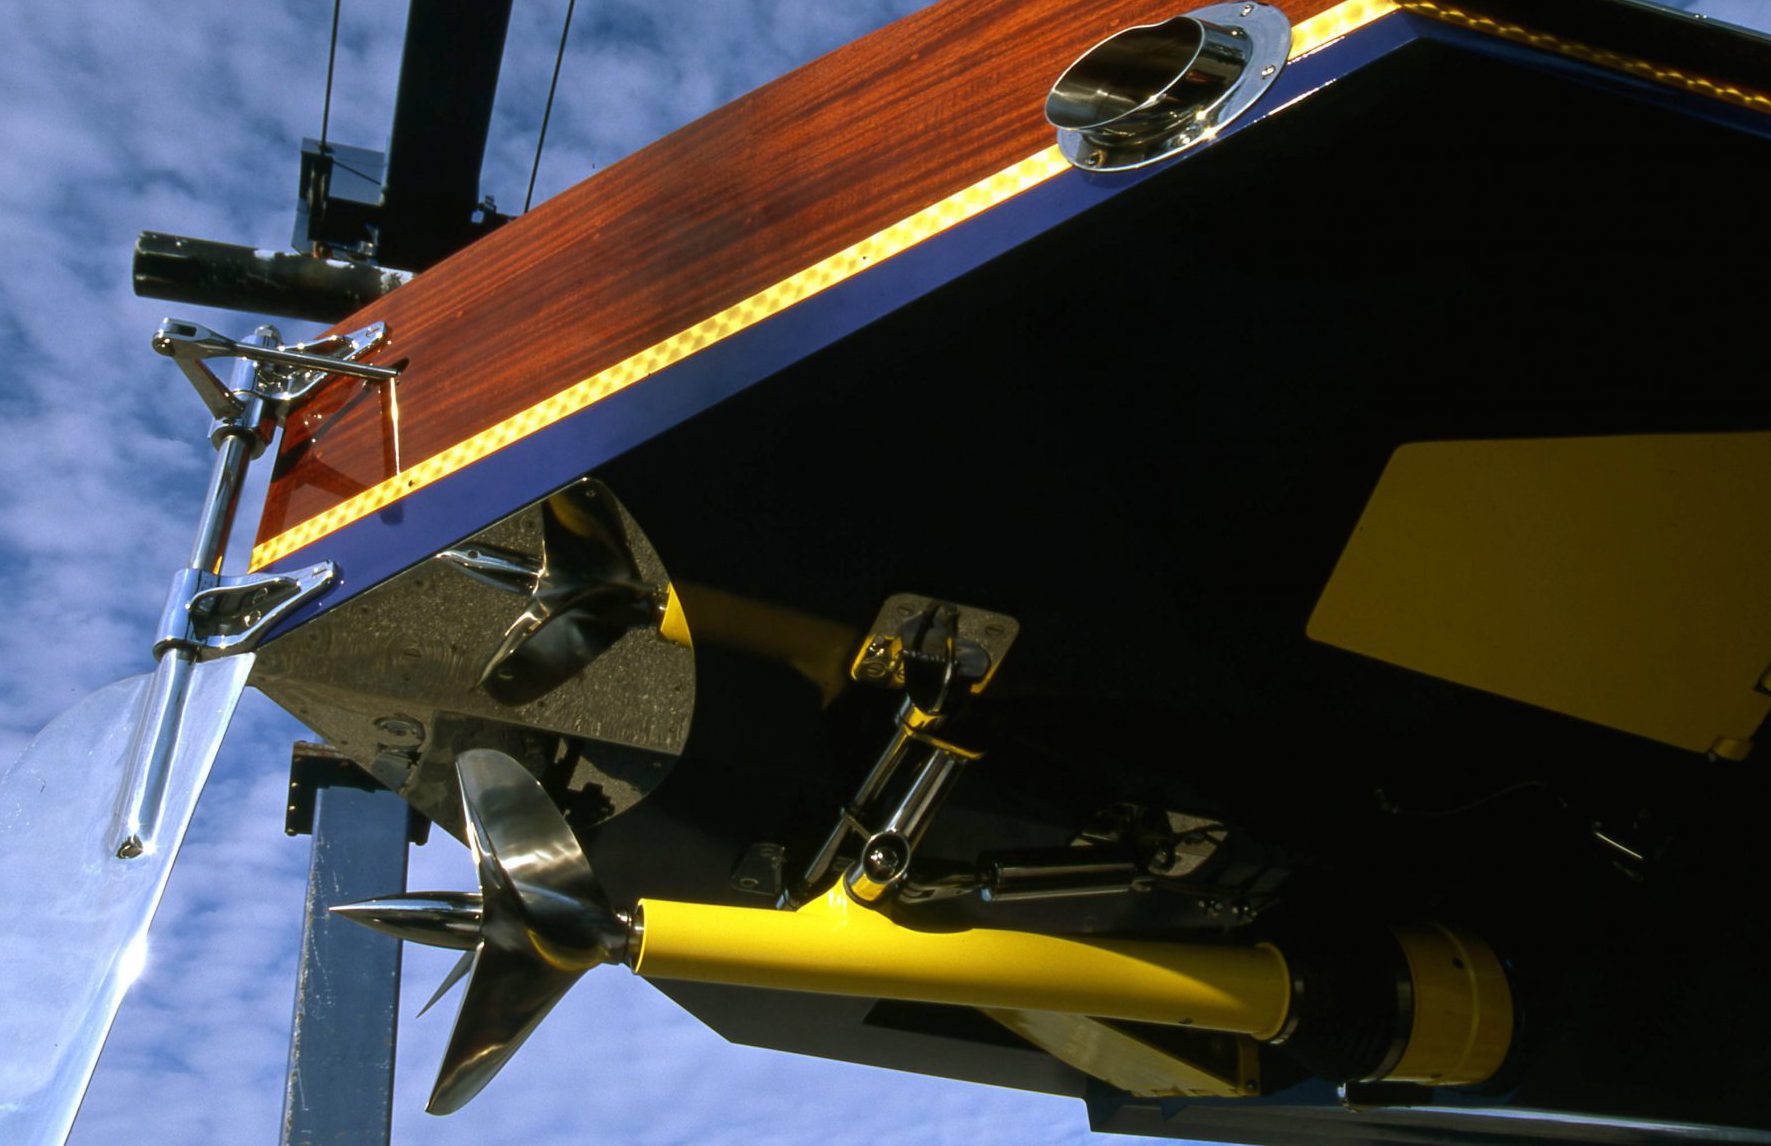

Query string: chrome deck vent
1046 3 1291 171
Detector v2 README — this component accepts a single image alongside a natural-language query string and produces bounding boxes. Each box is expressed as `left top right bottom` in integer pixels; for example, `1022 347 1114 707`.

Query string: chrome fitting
1046 2 1291 171
152 564 337 659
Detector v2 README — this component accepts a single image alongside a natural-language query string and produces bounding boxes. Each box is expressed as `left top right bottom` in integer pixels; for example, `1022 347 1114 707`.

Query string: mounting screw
855 637 896 681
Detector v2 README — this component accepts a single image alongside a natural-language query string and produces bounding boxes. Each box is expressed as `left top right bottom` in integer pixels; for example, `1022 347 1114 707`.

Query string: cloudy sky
2 1 1766 1144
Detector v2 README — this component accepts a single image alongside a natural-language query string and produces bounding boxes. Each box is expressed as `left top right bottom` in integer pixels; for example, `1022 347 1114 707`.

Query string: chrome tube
187 430 254 572
843 744 973 902
133 231 410 324
111 654 195 858
876 747 967 847
786 701 925 905
1 319 357 1146
111 332 271 860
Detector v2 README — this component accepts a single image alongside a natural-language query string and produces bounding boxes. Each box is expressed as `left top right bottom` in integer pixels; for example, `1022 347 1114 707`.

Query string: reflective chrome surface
330 891 485 950
790 597 1014 908
0 317 373 1145
435 543 541 597
464 481 665 706
456 749 624 967
115 337 279 861
269 321 395 403
0 658 252 1145
843 740 977 904
334 750 626 1113
181 563 336 658
110 653 199 860
1046 3 1290 171
254 480 692 841
151 318 397 418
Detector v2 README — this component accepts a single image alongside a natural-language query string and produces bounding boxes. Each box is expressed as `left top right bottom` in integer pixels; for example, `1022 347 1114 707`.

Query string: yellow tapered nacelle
636 884 1293 1038
633 884 1512 1090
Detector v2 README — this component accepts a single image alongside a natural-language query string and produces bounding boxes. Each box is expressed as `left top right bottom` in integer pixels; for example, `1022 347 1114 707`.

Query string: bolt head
862 837 908 882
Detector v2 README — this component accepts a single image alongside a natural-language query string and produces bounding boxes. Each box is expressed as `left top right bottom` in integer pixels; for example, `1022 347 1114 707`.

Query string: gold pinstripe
1399 1 1771 114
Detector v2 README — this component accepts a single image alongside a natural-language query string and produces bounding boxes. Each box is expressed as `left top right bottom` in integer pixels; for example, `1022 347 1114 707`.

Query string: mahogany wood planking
257 0 1342 548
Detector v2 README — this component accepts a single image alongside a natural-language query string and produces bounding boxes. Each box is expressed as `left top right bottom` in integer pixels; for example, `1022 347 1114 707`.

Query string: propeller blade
419 950 476 1018
0 657 252 1146
332 749 628 1113
424 750 623 1111
455 748 611 954
426 943 583 1114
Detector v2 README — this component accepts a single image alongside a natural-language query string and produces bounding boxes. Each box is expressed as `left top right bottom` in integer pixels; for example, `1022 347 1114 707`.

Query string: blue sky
2 1 1767 1144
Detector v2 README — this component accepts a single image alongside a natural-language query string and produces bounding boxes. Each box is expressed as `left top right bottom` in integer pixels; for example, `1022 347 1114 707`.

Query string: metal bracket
111 322 364 864
850 593 1019 703
729 842 786 899
154 562 336 659
784 595 1016 908
151 318 397 419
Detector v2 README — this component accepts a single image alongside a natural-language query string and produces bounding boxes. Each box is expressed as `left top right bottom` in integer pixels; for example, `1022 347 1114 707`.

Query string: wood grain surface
256 0 1344 550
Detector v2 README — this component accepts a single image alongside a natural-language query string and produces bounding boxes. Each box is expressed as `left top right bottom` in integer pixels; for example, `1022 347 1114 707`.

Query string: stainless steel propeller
437 482 663 707
332 749 629 1113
